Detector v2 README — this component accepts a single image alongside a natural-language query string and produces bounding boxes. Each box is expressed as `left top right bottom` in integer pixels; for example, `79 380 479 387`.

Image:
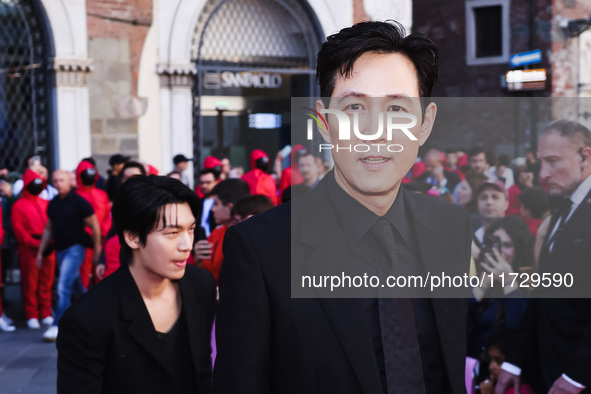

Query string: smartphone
31 155 42 167
196 227 207 242
280 145 292 159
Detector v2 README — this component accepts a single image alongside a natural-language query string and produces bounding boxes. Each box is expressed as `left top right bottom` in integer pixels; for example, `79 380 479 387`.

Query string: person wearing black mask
74 160 112 290
10 169 57 330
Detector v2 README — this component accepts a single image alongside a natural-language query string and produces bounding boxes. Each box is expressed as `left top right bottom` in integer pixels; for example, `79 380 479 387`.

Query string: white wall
137 0 163 171
41 0 92 171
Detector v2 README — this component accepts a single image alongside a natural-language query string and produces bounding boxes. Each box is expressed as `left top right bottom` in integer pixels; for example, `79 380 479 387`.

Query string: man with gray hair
496 120 591 394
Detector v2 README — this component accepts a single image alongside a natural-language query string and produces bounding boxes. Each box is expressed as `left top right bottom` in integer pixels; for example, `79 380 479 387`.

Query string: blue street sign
510 49 542 68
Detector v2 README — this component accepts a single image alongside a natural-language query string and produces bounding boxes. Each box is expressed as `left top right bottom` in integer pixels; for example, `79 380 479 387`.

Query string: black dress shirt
326 172 447 394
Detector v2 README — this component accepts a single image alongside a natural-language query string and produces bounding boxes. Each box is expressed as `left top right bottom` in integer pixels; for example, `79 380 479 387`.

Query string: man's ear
124 230 141 250
418 102 437 146
580 146 591 165
315 99 332 143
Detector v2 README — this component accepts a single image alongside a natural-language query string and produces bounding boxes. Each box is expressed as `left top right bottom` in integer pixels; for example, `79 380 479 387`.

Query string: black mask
80 168 97 186
255 157 269 172
27 178 44 196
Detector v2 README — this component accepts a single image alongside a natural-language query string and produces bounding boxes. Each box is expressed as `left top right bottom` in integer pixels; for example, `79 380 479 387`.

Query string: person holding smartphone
468 216 534 359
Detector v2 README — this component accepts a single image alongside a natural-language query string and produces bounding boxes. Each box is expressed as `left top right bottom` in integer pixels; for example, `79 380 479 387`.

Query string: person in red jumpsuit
11 169 56 329
242 149 277 205
75 160 111 287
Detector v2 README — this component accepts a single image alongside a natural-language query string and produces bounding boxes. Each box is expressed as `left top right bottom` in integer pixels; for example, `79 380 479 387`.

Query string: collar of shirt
326 171 409 248
568 173 591 215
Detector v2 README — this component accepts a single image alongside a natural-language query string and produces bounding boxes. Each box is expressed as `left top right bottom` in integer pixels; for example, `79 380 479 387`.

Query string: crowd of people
0 138 568 385
1 19 590 394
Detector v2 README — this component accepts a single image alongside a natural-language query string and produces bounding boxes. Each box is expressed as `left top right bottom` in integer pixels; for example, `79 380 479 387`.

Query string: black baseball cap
173 154 193 165
109 154 130 167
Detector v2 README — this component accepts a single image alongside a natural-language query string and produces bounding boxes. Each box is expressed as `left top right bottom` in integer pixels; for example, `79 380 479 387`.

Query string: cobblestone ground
0 284 57 394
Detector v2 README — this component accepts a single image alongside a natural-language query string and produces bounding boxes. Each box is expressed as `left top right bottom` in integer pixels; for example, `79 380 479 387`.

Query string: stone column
51 58 93 171
157 63 196 186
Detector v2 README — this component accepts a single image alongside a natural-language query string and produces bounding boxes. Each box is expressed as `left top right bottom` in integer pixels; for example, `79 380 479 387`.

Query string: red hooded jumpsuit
75 161 111 287
11 169 56 320
242 149 277 205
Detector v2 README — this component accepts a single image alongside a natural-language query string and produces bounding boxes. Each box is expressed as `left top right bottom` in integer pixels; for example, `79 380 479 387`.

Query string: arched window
191 0 323 169
0 0 53 172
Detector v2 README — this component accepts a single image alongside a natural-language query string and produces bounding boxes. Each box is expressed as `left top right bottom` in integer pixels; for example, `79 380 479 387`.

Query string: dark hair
122 161 147 176
486 328 516 356
467 147 485 160
497 154 511 167
296 151 317 164
544 119 591 147
403 181 431 194
281 186 292 203
484 216 535 271
518 187 550 219
485 151 496 167
199 168 220 181
463 172 489 213
316 20 438 98
232 195 274 219
82 157 97 167
210 179 250 206
112 175 201 266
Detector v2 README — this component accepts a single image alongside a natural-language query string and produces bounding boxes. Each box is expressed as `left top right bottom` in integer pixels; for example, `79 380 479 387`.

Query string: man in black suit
213 20 472 393
496 120 591 394
57 175 216 394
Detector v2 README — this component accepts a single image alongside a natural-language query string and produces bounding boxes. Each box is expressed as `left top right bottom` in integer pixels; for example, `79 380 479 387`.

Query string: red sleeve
10 203 40 248
257 176 277 206
103 236 121 278
201 226 227 282
0 204 4 244
99 193 112 238
279 168 291 194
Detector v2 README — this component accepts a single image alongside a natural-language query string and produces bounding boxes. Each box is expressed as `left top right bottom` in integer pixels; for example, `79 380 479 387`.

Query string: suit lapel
403 190 468 391
178 274 206 378
560 190 591 235
116 266 169 372
295 179 382 394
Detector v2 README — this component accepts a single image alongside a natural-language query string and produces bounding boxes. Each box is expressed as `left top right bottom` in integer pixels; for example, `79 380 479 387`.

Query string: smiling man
57 175 216 394
214 20 472 394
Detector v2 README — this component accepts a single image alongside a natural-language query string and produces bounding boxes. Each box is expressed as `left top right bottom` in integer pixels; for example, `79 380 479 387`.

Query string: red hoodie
11 169 49 248
242 149 277 205
75 161 111 237
279 144 304 195
0 202 4 244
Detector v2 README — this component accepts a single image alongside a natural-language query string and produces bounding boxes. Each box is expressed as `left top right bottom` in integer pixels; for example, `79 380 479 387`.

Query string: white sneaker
1 313 13 325
27 318 41 330
41 316 54 326
42 325 58 342
0 316 16 333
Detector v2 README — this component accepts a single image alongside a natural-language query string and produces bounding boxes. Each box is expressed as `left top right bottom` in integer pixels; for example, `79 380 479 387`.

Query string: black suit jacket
508 189 591 391
213 176 472 394
57 264 216 394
